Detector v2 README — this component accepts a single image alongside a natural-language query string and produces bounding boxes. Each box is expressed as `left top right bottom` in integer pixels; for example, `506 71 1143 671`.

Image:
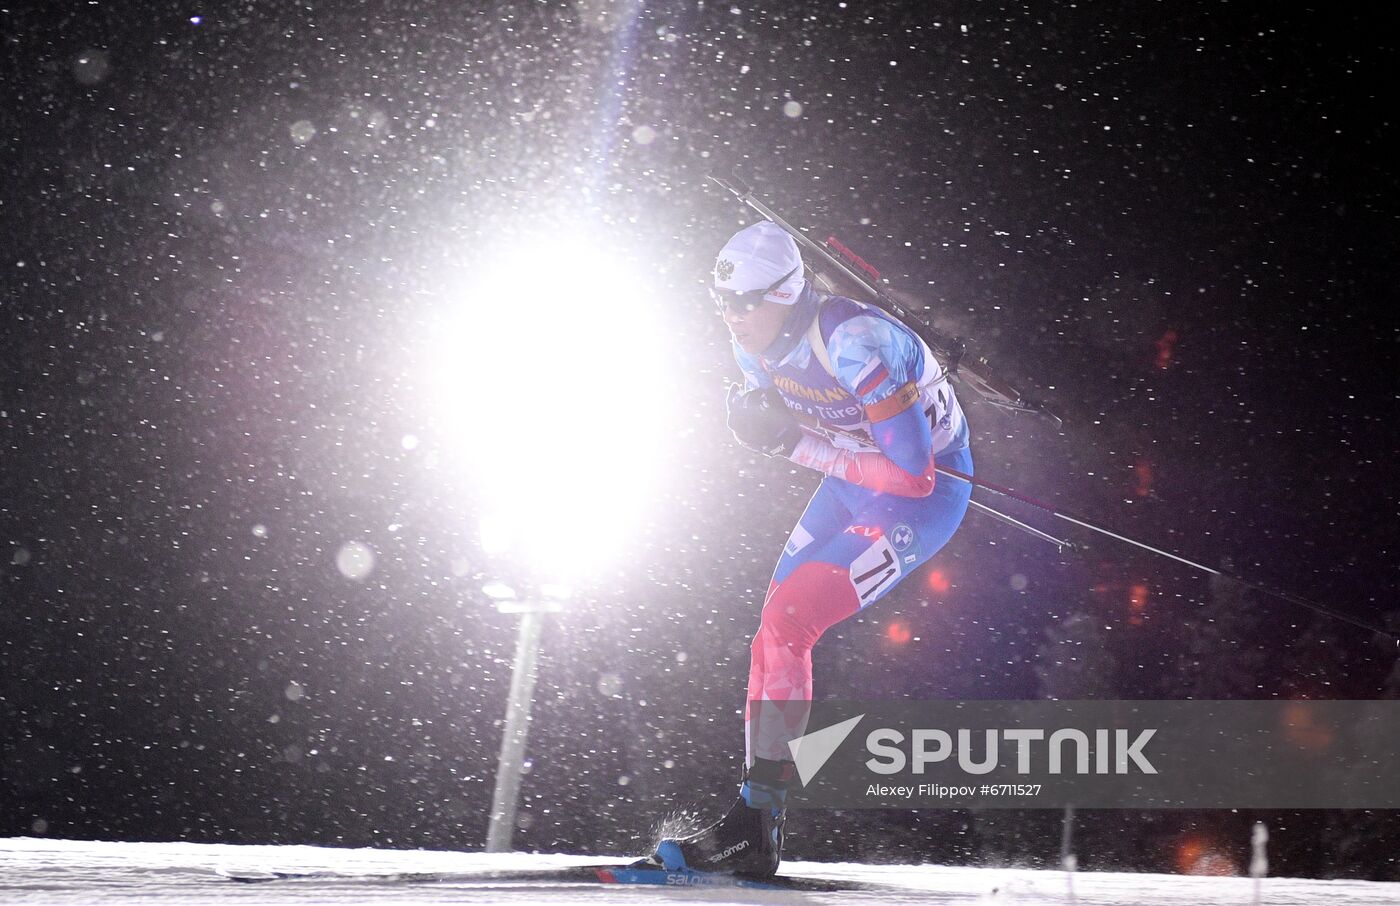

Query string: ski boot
639 758 795 878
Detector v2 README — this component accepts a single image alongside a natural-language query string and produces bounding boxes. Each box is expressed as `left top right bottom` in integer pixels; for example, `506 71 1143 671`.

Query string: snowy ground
1 838 1395 905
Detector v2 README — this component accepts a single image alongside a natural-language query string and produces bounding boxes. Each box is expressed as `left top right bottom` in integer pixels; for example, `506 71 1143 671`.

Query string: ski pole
933 464 1395 640
800 415 1388 637
967 498 1076 552
783 407 1387 637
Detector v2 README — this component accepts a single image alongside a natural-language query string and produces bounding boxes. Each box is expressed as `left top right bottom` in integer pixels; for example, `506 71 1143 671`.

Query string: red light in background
926 570 950 594
1282 699 1335 752
1134 458 1154 498
1176 836 1238 876
1129 583 1148 626
1155 329 1178 370
885 621 912 644
1176 837 1204 874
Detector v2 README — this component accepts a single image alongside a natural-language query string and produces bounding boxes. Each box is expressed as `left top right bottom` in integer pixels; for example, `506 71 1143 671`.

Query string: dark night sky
2 0 1398 877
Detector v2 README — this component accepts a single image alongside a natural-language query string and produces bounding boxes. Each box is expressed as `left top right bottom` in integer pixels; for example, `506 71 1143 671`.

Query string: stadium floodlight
425 222 680 853
422 223 678 579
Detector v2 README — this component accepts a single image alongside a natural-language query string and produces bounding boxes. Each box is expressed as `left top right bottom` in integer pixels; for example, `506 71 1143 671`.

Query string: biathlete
640 221 973 877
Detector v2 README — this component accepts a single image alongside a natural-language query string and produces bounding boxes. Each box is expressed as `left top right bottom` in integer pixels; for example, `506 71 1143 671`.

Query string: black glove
726 384 803 457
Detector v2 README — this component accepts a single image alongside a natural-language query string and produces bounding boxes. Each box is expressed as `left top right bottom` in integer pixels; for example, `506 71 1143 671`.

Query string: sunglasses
710 264 800 315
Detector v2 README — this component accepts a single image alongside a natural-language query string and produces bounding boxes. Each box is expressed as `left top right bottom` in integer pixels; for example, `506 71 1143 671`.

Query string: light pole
484 583 567 853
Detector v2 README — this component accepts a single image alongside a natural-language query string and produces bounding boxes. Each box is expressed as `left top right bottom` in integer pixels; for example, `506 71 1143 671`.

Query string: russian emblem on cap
715 258 735 282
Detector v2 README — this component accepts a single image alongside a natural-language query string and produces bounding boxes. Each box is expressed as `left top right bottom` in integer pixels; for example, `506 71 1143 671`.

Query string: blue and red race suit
734 287 973 764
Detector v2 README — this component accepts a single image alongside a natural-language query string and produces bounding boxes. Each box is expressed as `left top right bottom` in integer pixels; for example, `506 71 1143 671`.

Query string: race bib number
849 535 901 605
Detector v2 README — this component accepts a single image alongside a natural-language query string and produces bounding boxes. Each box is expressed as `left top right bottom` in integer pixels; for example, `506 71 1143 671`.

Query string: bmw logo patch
891 523 915 552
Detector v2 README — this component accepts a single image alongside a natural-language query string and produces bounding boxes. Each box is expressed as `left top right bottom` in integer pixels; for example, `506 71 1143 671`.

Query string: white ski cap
713 221 806 305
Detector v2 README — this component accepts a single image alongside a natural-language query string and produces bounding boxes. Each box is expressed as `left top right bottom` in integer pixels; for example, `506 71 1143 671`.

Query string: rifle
707 171 1061 427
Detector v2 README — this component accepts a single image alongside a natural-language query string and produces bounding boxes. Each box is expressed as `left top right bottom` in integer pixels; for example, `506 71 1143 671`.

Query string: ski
215 862 865 891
